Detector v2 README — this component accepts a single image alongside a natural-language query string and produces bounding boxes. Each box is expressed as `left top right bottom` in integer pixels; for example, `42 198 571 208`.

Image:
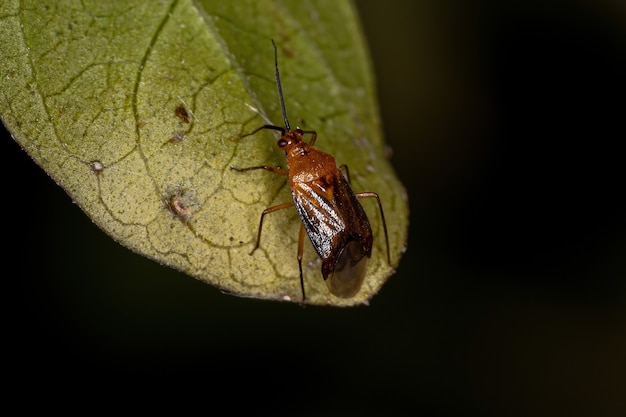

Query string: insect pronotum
232 40 391 301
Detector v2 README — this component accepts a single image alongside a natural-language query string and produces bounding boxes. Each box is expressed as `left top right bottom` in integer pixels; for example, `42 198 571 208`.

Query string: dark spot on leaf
175 104 190 123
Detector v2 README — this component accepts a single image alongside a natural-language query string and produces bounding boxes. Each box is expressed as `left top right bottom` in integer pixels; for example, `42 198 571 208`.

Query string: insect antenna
271 39 290 131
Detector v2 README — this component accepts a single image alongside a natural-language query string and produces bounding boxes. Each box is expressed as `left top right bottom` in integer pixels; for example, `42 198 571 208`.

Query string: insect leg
241 124 286 138
301 130 317 146
250 201 295 255
355 192 391 265
297 223 306 301
230 165 288 176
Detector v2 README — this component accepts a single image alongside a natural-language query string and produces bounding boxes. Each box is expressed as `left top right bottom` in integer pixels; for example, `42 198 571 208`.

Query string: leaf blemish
165 187 195 220
175 104 190 123
88 160 105 174
168 194 190 219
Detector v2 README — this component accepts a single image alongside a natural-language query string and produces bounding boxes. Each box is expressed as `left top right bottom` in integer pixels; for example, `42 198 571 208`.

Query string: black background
3 1 625 415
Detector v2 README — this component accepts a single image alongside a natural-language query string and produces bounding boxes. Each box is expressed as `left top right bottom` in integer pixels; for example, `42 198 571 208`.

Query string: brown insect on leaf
232 41 390 301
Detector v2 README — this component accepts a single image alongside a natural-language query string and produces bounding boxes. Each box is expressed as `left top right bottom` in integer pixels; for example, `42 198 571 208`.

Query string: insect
232 41 390 301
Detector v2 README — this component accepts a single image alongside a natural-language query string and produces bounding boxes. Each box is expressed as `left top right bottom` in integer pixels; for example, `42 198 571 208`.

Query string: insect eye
295 128 304 137
278 138 288 148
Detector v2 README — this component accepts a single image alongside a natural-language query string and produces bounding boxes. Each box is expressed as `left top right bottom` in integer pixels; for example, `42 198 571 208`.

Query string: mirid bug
232 41 390 301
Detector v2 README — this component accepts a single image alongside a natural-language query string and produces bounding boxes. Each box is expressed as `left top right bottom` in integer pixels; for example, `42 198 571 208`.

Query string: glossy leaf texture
0 0 408 305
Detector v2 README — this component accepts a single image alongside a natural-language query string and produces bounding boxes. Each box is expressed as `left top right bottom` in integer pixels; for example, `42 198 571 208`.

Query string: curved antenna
271 39 290 131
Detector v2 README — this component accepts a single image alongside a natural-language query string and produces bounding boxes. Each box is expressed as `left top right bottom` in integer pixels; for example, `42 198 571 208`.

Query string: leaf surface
0 0 408 305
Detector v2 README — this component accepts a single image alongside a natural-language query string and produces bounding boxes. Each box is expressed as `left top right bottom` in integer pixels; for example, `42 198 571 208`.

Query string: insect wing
292 172 373 297
325 240 370 298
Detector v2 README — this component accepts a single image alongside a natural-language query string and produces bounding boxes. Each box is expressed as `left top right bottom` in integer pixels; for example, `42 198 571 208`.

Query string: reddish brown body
232 41 389 301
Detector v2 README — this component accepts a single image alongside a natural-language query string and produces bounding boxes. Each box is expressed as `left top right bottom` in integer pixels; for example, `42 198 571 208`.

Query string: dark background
3 1 625 415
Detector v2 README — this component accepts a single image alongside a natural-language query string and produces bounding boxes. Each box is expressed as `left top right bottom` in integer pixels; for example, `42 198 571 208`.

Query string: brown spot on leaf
175 104 190 123
165 187 195 220
169 196 189 218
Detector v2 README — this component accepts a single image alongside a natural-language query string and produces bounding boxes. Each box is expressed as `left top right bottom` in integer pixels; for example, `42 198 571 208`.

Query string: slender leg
242 124 285 138
231 164 291 253
302 130 317 146
230 165 288 176
250 201 295 255
297 224 306 301
356 192 391 265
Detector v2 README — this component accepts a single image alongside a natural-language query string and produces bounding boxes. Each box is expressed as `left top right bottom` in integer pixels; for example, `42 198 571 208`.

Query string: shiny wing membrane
292 172 373 271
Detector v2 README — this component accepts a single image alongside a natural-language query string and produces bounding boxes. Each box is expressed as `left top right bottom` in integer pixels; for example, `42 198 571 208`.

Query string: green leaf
0 0 408 306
